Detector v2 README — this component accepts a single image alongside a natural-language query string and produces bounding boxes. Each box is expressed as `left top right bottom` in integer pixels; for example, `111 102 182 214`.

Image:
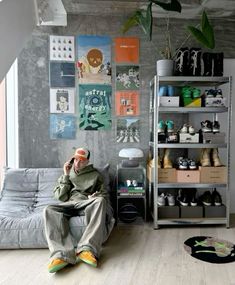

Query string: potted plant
122 0 215 76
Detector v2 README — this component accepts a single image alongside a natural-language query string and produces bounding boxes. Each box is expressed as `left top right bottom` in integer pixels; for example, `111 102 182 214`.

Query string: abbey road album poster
50 114 76 139
116 65 140 90
116 118 140 143
50 88 75 113
76 35 111 84
78 84 112 130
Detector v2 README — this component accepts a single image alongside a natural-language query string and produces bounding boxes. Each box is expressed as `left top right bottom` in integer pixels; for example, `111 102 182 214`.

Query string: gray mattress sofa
0 166 115 249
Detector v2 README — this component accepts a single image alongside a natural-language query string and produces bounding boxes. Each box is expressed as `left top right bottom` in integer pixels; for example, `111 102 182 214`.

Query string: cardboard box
199 166 227 183
180 206 203 218
159 96 179 107
179 133 199 143
202 132 226 144
176 170 200 183
158 206 180 219
205 97 226 107
183 97 201 107
147 163 176 183
204 205 226 218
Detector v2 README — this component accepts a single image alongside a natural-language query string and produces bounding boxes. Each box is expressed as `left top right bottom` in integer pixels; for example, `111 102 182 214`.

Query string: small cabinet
116 163 146 223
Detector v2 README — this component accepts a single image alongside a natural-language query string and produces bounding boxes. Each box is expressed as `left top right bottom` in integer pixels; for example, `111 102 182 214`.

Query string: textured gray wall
18 15 235 177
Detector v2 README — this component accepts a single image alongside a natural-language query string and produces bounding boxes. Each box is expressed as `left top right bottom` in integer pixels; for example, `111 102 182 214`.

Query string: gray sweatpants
43 196 107 264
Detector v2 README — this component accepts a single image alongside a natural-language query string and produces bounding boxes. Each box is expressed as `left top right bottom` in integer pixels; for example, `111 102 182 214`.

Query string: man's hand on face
88 191 99 199
64 160 73 175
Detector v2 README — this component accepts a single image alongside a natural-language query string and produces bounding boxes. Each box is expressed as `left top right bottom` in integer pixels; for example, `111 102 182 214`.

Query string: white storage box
159 96 179 107
205 97 226 107
179 133 199 143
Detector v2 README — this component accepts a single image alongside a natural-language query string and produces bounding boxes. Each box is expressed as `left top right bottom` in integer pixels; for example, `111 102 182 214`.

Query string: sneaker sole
77 256 97 268
48 262 69 273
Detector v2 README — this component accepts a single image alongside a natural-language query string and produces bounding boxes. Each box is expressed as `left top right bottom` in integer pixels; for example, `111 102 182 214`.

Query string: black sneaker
178 158 188 170
200 191 212 206
188 159 197 170
201 120 213 132
189 189 198 206
212 189 222 206
213 121 220 133
177 189 189 206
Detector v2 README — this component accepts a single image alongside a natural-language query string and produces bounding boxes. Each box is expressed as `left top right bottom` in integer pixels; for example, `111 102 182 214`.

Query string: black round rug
184 236 235 264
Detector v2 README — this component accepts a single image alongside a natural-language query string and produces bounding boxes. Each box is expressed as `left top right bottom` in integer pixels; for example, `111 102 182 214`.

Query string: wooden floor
1 218 235 285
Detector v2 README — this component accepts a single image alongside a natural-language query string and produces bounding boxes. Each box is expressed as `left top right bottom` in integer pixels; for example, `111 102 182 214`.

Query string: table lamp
118 148 144 167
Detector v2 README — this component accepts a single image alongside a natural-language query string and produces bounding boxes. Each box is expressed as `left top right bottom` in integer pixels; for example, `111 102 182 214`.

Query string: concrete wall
0 0 35 82
18 15 235 179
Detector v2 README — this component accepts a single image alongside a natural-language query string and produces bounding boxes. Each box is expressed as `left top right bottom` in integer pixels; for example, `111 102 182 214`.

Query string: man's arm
53 159 74 201
88 174 108 199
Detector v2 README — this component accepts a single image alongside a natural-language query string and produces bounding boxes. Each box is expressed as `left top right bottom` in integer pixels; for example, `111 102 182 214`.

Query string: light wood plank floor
1 218 235 285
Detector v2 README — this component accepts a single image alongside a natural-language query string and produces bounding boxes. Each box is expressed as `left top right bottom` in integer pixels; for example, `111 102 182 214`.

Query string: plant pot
157 59 174 76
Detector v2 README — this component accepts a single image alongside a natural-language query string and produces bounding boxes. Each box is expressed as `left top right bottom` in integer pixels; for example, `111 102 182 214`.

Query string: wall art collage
49 35 140 142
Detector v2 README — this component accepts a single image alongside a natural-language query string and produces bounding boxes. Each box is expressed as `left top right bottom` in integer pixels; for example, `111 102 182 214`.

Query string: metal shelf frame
149 75 232 229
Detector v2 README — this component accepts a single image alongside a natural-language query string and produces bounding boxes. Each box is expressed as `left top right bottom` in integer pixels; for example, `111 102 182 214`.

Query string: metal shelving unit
149 76 232 229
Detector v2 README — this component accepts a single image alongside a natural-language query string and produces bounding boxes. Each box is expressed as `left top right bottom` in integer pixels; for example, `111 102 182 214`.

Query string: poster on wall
50 62 75 88
115 91 139 116
50 35 75 61
76 35 111 84
50 114 76 139
50 88 75 113
116 118 140 143
78 84 112 130
116 65 140 90
114 37 139 63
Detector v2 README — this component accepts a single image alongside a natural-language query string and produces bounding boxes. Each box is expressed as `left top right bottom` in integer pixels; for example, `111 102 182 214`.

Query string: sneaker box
180 206 203 218
158 168 177 183
176 170 200 183
199 166 227 183
159 96 179 107
205 97 226 107
202 132 226 144
158 206 180 218
183 97 201 107
147 165 177 183
204 205 226 218
179 133 199 143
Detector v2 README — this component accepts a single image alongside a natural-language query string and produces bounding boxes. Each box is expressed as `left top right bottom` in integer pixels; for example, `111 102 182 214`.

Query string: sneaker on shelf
158 86 168 96
215 89 223 98
180 124 188 133
178 158 188 170
158 120 165 133
212 189 222 206
192 88 201 98
166 193 175 206
188 159 197 170
201 120 213 132
188 125 195 134
181 86 192 98
177 189 189 206
157 193 166 206
200 191 212 206
205 89 215 98
212 121 220 133
189 189 198 206
166 120 174 133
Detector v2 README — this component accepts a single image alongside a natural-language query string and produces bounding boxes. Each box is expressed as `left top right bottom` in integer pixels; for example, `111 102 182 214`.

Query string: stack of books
118 186 145 196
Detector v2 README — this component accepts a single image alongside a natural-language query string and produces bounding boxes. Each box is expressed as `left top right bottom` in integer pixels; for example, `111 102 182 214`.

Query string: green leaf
187 26 211 49
201 11 215 49
150 0 182 13
121 13 139 34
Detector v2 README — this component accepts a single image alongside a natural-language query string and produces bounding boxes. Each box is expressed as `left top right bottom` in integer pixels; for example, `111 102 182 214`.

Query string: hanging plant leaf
150 0 182 13
201 11 215 49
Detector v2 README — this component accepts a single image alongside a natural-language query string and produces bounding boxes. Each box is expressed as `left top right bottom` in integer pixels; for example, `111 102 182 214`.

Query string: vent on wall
34 0 67 26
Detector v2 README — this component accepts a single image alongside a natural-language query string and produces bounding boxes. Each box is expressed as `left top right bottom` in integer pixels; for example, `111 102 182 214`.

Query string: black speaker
119 203 139 223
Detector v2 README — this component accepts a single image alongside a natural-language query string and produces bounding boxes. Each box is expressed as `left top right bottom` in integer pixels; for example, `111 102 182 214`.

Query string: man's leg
75 197 107 259
43 203 78 264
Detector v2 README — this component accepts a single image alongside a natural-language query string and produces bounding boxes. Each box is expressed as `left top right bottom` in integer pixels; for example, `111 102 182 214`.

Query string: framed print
114 37 139 63
116 91 139 116
116 65 140 90
50 88 75 113
50 35 75 61
50 114 76 139
116 118 140 143
50 62 75 88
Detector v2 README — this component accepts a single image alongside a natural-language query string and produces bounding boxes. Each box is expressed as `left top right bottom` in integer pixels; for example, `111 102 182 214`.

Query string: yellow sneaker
48 258 69 273
77 251 97 267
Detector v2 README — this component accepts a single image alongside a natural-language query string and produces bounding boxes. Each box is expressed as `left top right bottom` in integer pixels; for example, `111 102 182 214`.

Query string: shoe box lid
205 97 226 107
183 97 201 107
199 166 227 183
179 133 199 143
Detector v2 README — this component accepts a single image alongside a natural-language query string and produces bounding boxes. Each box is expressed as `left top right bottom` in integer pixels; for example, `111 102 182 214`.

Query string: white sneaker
188 125 195 134
180 124 188 133
166 193 175 206
157 193 166 206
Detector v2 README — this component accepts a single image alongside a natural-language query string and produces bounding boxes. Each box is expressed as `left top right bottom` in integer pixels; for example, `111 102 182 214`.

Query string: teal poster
79 84 112 130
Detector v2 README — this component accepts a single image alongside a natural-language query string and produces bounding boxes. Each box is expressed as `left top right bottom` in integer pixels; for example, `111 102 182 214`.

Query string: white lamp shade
118 148 144 159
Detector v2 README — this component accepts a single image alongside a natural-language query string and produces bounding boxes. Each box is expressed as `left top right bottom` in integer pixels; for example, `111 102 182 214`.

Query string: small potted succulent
122 0 215 76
